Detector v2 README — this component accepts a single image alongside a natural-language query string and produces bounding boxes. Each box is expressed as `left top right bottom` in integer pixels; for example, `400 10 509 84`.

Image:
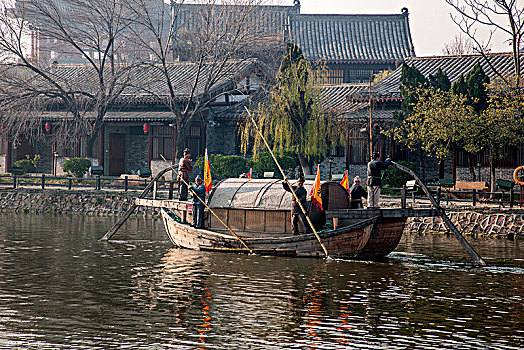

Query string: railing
382 185 523 208
0 173 179 199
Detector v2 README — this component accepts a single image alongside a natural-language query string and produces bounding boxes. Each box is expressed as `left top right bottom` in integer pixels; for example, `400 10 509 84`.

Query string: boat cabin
205 178 350 234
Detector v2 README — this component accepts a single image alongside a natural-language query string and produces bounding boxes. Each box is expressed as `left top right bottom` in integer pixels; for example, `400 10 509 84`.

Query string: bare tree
441 33 478 55
123 0 283 160
0 0 137 155
446 0 524 87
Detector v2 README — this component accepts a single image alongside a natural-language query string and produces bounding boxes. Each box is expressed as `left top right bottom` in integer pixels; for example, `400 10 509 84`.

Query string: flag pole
244 107 329 258
160 155 254 254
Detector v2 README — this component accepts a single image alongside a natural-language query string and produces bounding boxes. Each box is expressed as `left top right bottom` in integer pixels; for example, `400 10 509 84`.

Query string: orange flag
204 148 212 194
340 170 349 192
309 165 323 210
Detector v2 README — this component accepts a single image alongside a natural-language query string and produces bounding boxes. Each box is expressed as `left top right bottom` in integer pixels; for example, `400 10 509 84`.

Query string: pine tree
399 63 428 117
429 68 451 91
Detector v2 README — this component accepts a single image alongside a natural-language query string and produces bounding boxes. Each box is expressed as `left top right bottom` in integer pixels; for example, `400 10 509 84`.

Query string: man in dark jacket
177 148 193 201
283 176 310 235
191 175 206 228
367 152 391 208
350 176 367 209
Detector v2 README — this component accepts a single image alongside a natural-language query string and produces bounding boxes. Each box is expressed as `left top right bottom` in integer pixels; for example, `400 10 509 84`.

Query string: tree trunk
297 151 310 176
86 134 96 158
468 153 477 181
418 144 425 182
489 152 496 197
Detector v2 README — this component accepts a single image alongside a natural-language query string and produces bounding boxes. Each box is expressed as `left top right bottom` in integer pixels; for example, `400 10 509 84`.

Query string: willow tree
240 44 339 175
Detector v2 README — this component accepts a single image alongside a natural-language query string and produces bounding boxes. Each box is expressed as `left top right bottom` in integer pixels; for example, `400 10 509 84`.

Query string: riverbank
405 208 524 238
0 188 161 216
1 188 523 238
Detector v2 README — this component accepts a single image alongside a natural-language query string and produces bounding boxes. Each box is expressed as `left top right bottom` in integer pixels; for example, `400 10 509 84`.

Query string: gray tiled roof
26 59 267 104
289 13 415 63
40 111 175 122
320 84 368 114
213 83 373 121
371 52 523 100
173 2 298 35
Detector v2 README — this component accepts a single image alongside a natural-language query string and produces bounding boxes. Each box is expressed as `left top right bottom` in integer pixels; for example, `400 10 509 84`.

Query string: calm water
0 213 522 349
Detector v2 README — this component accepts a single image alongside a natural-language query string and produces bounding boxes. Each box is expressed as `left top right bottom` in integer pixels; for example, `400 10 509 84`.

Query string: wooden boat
139 179 438 259
137 179 438 259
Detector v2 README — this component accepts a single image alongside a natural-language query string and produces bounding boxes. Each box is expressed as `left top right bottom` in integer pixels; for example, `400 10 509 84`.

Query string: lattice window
152 126 173 159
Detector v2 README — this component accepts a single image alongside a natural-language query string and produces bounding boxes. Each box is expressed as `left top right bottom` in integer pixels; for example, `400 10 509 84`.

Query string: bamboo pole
159 155 254 254
244 107 330 258
391 161 487 266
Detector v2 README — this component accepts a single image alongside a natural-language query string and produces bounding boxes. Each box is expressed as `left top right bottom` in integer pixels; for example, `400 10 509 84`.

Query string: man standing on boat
177 148 193 201
367 152 391 208
191 175 206 229
350 176 367 209
284 176 311 235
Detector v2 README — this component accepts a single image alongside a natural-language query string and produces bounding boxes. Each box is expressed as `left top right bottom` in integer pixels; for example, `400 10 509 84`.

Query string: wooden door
109 133 126 176
16 137 34 161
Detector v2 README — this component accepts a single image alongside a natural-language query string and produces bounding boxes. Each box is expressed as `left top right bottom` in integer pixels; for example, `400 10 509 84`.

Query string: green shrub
13 159 36 174
249 150 299 179
382 160 416 188
194 154 249 179
62 158 92 178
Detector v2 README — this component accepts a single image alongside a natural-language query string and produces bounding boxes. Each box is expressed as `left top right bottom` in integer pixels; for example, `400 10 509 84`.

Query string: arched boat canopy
207 178 317 210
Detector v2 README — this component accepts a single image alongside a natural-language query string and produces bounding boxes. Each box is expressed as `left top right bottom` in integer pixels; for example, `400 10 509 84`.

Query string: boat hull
161 209 406 259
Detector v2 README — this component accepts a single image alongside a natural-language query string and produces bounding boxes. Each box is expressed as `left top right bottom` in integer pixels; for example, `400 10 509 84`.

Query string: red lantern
45 122 51 132
143 123 149 134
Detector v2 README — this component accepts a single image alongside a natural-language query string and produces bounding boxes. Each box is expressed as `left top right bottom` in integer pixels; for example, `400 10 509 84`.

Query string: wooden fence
1 174 523 208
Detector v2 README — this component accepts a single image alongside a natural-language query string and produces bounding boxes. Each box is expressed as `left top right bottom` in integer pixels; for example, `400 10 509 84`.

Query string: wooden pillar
98 125 105 171
172 123 177 163
345 124 350 171
6 139 12 173
148 124 153 168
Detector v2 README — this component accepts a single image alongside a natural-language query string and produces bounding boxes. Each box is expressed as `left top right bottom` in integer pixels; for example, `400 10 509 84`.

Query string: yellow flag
204 148 212 194
340 170 349 192
309 165 323 210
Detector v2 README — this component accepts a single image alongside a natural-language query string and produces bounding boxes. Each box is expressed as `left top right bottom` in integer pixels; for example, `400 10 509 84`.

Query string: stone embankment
0 188 160 216
1 188 523 238
406 209 524 238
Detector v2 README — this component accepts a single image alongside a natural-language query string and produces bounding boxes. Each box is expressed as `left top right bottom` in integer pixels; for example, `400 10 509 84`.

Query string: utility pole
369 76 373 159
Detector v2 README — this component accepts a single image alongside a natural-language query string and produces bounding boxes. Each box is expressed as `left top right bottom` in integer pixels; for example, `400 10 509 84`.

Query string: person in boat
177 148 193 201
367 152 391 208
191 175 206 229
283 176 311 235
350 176 367 209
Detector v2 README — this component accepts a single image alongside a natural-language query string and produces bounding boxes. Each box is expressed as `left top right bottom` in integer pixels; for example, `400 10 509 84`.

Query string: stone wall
206 120 238 155
456 167 516 184
406 209 524 238
0 189 160 216
128 134 149 172
0 154 5 173
151 160 175 180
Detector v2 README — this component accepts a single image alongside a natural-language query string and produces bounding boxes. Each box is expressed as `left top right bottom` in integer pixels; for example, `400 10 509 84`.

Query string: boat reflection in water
127 242 524 349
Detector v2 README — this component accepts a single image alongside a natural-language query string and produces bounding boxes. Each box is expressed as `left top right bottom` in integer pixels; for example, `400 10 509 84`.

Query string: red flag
310 165 323 210
247 168 252 179
204 149 212 194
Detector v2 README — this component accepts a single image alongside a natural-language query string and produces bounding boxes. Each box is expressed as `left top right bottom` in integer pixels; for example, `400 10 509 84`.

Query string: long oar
244 107 329 258
100 166 172 241
391 161 487 266
159 155 254 254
